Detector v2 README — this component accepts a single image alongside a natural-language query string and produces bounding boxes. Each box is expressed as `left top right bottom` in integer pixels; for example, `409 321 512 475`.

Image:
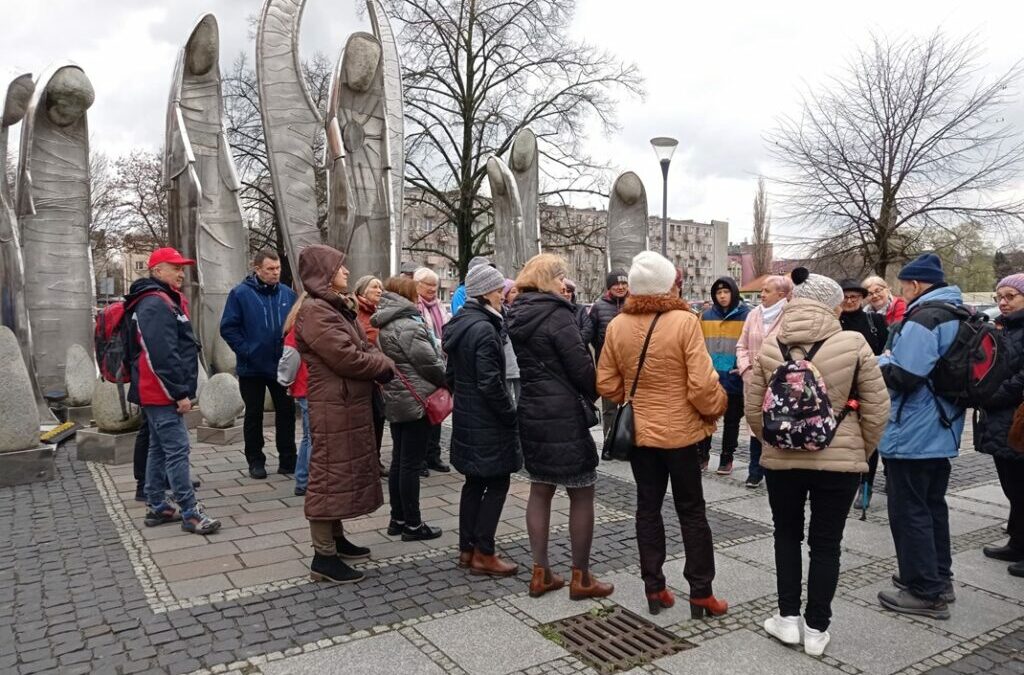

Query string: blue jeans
747 436 764 482
144 405 196 513
295 398 311 491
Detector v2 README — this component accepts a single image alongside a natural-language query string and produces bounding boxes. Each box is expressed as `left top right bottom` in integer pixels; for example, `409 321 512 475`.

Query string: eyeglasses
994 292 1022 303
866 288 887 297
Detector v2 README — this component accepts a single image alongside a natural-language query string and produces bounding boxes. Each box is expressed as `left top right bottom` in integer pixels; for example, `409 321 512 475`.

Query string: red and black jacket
125 277 200 406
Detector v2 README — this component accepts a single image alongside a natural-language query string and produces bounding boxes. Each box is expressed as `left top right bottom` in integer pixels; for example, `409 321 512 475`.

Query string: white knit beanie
628 251 676 296
791 267 843 309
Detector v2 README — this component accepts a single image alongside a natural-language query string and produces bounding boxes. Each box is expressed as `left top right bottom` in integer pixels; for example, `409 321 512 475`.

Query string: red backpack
95 291 174 384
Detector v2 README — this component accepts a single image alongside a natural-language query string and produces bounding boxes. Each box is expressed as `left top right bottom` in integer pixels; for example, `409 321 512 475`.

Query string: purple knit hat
502 278 516 301
996 273 1024 295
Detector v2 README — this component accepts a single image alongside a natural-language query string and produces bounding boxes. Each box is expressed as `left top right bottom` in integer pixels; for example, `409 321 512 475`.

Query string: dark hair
254 249 280 266
384 276 419 303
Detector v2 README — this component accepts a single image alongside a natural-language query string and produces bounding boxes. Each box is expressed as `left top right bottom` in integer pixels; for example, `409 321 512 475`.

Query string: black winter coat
581 292 625 362
442 300 522 477
975 309 1024 461
508 291 598 478
840 308 888 356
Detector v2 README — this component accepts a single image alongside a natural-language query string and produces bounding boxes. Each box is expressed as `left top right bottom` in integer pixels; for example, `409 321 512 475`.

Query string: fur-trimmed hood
623 295 691 315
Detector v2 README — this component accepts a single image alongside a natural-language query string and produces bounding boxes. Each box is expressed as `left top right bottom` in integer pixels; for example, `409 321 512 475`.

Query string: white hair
413 267 438 284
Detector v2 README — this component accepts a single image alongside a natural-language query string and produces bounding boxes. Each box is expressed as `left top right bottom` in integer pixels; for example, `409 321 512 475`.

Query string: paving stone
415 605 565 674
712 496 776 524
664 554 776 606
952 484 1010 507
946 496 1011 520
264 632 443 675
835 518 896 558
699 478 754 504
152 541 241 567
509 591 600 624
238 545 303 568
168 574 234 600
945 511 1003 536
162 555 244 582
225 559 310 588
720 534 871 574
950 549 1024 601
656 628 841 674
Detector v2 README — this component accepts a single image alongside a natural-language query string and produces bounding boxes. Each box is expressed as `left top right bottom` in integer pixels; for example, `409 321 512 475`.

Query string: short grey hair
413 267 438 284
862 275 888 290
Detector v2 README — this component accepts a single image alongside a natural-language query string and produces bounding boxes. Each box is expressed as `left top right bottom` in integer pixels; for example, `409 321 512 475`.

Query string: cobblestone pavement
0 421 1020 674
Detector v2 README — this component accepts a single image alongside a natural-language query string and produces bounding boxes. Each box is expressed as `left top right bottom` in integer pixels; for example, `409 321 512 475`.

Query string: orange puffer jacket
597 295 728 449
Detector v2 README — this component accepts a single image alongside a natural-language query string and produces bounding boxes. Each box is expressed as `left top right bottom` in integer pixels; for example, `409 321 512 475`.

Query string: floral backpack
761 338 859 452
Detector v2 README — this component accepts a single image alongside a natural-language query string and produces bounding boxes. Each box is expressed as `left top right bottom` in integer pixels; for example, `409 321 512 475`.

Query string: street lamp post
650 137 678 257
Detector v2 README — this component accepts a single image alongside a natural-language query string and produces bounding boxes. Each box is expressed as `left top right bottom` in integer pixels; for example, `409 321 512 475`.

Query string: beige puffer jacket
743 298 890 473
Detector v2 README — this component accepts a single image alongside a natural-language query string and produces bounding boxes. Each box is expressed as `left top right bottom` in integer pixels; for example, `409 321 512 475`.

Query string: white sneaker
763 614 801 645
803 624 830 657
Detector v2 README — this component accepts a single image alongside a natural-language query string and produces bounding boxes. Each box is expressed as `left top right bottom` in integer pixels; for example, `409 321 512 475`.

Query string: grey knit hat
465 264 506 297
791 267 844 309
468 255 494 270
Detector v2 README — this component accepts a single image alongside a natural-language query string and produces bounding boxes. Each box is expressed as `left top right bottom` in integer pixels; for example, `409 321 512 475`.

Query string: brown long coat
294 246 394 521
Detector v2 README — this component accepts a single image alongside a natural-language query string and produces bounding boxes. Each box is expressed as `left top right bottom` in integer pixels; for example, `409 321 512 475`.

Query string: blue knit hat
898 253 945 284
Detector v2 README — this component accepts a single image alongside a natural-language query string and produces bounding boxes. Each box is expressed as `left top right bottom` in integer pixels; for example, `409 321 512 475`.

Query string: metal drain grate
541 607 693 673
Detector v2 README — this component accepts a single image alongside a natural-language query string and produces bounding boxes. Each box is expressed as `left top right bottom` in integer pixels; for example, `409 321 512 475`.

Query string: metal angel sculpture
165 13 249 374
15 64 96 395
326 31 394 282
607 171 649 273
509 127 541 259
487 156 526 277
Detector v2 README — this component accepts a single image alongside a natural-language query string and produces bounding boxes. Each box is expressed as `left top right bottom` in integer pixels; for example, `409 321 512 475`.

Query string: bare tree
389 0 644 275
110 150 168 245
751 177 772 277
768 32 1024 277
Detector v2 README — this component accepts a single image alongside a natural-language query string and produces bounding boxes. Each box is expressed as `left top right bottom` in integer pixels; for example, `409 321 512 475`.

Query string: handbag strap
627 313 663 402
395 367 427 407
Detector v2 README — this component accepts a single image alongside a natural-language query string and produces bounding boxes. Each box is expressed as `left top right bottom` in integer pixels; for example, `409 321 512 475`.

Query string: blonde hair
282 291 309 335
515 253 568 294
862 275 888 290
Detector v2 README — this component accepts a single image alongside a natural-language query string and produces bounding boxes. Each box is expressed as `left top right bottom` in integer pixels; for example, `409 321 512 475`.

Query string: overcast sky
4 0 1023 248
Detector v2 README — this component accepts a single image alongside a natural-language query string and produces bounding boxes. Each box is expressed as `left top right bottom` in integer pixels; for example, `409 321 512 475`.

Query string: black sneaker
335 535 371 560
144 503 180 527
878 589 950 619
249 464 268 480
402 523 442 542
277 463 295 476
294 486 306 497
134 483 146 503
181 504 222 535
427 461 451 473
601 450 612 461
310 553 364 584
419 467 430 478
191 476 201 489
386 520 405 536
982 544 1024 562
892 574 956 603
744 477 762 488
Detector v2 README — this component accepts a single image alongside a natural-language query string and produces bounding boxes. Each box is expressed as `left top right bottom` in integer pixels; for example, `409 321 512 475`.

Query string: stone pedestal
75 428 137 465
182 409 202 430
0 446 55 487
197 424 243 445
66 405 93 427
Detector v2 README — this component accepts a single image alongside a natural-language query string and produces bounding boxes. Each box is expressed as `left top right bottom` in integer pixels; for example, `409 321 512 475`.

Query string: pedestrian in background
863 275 907 326
414 266 451 475
450 256 495 315
278 293 311 497
597 251 729 618
582 270 629 449
355 275 388 476
502 279 521 406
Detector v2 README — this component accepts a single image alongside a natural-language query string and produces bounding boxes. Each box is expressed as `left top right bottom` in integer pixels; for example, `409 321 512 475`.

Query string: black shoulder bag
603 313 662 461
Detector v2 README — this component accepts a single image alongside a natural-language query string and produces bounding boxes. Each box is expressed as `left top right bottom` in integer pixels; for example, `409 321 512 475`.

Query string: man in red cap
125 247 220 535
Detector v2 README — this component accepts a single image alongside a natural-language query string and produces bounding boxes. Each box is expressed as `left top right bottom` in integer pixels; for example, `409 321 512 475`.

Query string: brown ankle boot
457 550 473 568
470 551 518 577
569 568 614 600
528 565 565 597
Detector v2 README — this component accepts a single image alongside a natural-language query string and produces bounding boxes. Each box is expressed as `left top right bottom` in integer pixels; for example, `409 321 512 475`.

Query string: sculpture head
44 67 94 127
614 172 643 206
510 129 537 173
343 34 382 94
186 14 219 77
487 157 507 197
2 74 34 128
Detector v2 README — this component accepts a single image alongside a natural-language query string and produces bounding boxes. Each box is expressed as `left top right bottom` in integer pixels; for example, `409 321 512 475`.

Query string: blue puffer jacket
878 285 965 460
220 274 297 379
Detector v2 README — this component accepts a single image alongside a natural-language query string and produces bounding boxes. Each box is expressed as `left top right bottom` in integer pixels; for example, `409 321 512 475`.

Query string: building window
134 261 146 271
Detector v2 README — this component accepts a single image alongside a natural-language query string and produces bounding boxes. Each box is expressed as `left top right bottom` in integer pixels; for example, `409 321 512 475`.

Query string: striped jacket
700 278 749 395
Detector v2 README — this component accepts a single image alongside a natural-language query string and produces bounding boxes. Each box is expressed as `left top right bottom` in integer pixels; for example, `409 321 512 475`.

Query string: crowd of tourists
123 242 1023 659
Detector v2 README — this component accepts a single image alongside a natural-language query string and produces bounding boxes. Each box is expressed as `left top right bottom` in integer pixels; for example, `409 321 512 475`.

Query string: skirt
528 469 597 489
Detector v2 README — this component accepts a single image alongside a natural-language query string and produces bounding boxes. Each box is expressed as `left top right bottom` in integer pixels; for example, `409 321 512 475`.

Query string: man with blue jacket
220 250 298 479
876 253 962 620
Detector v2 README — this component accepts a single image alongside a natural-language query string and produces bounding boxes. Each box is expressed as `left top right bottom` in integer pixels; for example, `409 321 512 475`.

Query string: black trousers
389 417 430 526
630 445 715 597
459 474 511 555
994 455 1024 551
238 376 297 469
425 423 443 466
765 468 859 631
697 393 742 462
885 458 952 600
133 414 149 485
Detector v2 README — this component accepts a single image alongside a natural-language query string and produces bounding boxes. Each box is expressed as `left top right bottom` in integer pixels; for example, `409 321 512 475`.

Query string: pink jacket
736 301 787 385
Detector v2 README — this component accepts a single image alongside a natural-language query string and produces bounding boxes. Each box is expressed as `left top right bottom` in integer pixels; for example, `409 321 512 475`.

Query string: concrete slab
712 495 776 524
720 535 870 575
850 579 1023 639
947 496 1010 520
826 598 956 673
65 405 93 426
700 479 754 505
836 518 896 559
596 458 636 483
951 549 1024 601
197 425 244 445
75 428 137 465
263 632 445 675
414 606 565 675
663 554 775 606
656 628 841 674
953 484 1010 507
509 590 600 625
601 570 689 628
0 445 55 487
946 510 1002 536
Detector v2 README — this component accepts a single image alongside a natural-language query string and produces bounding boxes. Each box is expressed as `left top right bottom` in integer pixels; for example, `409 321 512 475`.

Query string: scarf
418 296 445 339
761 298 786 329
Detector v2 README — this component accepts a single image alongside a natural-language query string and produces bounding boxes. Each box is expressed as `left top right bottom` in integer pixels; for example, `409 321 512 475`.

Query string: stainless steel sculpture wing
256 0 323 286
607 171 649 273
487 156 525 277
1 72 50 419
166 14 248 374
326 32 392 282
15 63 96 395
367 0 405 274
509 127 540 259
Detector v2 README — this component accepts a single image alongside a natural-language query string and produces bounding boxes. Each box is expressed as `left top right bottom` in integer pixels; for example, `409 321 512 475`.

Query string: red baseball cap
148 247 196 268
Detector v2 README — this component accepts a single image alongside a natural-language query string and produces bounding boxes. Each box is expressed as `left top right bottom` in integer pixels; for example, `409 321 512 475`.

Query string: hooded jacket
581 291 626 362
508 291 599 478
126 277 199 406
878 285 966 460
220 273 297 379
700 277 749 394
372 292 448 423
294 246 394 521
975 308 1024 461
442 299 522 477
597 295 727 449
744 298 890 472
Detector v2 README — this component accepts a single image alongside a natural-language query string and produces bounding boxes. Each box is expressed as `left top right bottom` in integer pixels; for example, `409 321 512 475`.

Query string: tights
526 483 595 570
